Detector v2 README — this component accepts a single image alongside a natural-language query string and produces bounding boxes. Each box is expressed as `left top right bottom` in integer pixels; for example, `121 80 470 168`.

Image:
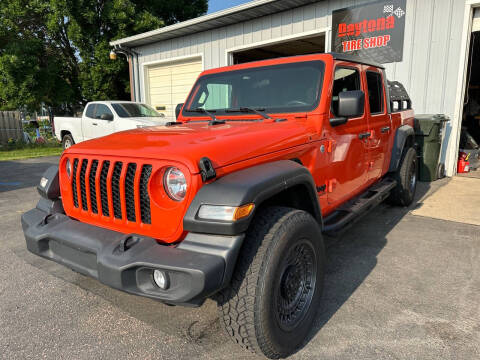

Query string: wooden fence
0 111 23 144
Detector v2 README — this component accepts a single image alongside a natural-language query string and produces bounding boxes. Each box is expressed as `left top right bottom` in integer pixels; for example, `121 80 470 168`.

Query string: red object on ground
458 152 470 173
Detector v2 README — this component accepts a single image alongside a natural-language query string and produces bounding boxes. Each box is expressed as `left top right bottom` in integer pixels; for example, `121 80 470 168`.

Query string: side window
94 104 113 119
85 104 96 118
332 67 361 115
366 71 384 114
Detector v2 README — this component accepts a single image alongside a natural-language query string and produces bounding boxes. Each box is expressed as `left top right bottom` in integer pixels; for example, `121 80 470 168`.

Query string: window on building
332 67 361 116
366 71 384 114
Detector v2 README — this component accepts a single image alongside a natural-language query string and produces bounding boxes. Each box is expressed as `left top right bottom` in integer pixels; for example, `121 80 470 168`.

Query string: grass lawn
0 145 62 161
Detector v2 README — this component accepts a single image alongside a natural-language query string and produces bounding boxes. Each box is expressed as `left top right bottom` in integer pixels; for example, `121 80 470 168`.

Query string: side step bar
323 178 397 237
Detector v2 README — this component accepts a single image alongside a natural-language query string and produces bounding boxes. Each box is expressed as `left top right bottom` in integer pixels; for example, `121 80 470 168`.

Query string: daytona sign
332 0 406 64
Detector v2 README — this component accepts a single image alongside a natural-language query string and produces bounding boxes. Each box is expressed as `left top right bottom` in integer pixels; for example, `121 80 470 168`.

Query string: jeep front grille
71 158 152 224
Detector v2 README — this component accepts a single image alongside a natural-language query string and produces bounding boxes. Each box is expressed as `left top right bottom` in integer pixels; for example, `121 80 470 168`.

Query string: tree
0 0 208 112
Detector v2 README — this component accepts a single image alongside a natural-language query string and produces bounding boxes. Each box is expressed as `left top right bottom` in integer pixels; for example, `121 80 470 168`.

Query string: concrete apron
411 176 480 226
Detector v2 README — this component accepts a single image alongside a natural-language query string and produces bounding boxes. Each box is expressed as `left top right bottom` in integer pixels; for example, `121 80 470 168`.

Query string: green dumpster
414 114 449 182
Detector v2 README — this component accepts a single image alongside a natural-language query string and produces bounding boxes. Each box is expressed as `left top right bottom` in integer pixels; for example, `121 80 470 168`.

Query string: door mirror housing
100 113 114 121
175 103 184 119
330 90 365 127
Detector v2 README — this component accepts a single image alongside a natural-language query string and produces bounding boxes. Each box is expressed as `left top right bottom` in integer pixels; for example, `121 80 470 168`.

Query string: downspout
128 56 135 101
113 45 141 102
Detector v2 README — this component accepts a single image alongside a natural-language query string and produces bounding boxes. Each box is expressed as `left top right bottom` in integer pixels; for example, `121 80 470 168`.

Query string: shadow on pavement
17 175 438 358
302 181 432 350
0 157 59 193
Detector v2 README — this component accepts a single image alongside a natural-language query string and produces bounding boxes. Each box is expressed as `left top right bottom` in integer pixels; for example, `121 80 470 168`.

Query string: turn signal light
198 203 255 221
234 203 255 221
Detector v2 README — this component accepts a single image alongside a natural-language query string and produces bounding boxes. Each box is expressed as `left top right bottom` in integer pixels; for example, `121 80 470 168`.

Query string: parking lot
1 157 479 360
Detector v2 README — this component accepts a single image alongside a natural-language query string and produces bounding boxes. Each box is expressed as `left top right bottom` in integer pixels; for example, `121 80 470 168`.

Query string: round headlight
163 167 187 201
66 158 71 178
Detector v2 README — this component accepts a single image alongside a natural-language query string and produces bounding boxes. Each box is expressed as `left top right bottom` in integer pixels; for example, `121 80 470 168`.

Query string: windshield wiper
185 108 225 125
225 107 272 120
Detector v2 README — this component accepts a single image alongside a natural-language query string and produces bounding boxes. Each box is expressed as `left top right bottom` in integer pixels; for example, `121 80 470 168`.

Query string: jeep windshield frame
182 60 325 117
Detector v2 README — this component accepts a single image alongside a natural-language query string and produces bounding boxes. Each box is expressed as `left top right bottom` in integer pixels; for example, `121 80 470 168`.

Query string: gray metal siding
132 0 473 175
135 0 465 121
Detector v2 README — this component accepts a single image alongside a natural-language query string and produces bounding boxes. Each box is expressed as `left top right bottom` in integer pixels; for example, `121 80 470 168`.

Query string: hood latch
199 157 216 182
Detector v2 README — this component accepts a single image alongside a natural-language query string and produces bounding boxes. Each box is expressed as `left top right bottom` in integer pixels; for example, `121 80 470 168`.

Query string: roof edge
110 0 284 47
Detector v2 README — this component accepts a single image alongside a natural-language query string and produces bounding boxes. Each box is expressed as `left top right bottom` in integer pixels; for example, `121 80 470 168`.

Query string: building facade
112 0 480 176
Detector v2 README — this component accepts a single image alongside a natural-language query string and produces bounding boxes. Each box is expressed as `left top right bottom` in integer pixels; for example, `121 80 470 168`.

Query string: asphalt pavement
0 156 479 359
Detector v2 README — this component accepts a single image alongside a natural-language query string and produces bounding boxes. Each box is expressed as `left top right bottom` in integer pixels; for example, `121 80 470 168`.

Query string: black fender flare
388 125 415 173
183 160 322 236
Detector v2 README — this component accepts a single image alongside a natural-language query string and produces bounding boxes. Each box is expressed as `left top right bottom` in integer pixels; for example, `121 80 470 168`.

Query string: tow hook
119 235 140 252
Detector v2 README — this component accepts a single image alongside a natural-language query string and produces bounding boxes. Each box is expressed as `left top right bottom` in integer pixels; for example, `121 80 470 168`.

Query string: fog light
153 270 169 290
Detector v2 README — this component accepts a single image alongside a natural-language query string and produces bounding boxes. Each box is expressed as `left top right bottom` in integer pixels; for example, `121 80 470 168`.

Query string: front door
327 65 369 206
364 68 392 183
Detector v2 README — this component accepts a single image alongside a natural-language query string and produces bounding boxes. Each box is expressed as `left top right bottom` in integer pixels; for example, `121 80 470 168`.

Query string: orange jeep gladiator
22 53 416 359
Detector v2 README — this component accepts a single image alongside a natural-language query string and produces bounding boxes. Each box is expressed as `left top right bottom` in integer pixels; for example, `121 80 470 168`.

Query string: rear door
82 103 97 140
364 67 392 182
327 64 370 206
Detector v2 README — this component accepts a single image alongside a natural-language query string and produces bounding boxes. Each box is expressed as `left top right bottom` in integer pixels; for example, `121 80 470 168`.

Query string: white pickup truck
54 101 167 149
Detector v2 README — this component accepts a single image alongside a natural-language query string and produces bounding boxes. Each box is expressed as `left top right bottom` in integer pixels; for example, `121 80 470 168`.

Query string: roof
110 0 321 48
331 53 385 69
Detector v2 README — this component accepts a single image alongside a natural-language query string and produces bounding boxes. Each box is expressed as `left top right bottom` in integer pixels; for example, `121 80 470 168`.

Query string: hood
66 119 313 174
128 116 166 124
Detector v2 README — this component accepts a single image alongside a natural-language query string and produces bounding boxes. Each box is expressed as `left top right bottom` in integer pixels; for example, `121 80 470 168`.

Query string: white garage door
146 57 203 122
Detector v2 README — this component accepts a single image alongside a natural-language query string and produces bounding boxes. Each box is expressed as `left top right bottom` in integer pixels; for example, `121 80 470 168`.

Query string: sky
208 0 251 13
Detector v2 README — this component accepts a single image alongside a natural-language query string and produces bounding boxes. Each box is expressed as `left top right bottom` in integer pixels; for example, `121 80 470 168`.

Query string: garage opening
145 57 203 122
231 33 325 65
458 10 480 178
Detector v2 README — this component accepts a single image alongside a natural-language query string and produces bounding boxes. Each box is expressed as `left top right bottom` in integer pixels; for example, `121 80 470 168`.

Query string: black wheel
62 134 74 150
217 206 325 359
388 146 418 206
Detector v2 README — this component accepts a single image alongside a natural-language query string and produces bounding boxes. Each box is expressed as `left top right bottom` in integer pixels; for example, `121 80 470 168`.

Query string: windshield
112 103 164 118
183 60 325 116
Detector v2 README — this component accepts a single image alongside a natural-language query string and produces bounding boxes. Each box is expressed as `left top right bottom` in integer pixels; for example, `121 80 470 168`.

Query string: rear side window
366 71 384 114
85 104 95 118
94 104 113 119
332 67 361 116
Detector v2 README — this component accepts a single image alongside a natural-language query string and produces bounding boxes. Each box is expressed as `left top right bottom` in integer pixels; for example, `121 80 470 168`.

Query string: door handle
359 132 371 140
92 123 98 126
381 126 390 133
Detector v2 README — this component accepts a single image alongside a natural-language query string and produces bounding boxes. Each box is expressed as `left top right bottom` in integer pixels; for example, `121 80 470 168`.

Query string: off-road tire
388 146 418 206
216 206 325 359
62 134 74 150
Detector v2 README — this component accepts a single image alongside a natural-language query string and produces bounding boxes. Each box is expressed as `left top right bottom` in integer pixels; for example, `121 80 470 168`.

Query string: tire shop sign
332 0 407 63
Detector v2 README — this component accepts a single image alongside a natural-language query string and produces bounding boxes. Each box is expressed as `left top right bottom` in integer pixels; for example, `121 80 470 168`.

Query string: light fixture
198 203 255 221
163 167 187 201
66 158 71 178
109 50 117 60
153 270 169 290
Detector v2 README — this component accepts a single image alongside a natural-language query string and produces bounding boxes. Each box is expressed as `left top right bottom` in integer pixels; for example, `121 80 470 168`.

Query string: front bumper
22 204 243 306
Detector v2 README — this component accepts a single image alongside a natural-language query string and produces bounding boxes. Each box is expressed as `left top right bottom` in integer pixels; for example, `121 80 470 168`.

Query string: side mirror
330 90 365 127
175 103 184 120
100 113 114 121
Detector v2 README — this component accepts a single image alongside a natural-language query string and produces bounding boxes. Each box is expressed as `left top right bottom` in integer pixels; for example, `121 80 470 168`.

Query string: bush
0 137 60 151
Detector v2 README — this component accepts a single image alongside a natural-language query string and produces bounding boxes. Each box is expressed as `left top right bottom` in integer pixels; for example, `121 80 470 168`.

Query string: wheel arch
183 160 322 236
60 130 73 140
388 125 415 173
